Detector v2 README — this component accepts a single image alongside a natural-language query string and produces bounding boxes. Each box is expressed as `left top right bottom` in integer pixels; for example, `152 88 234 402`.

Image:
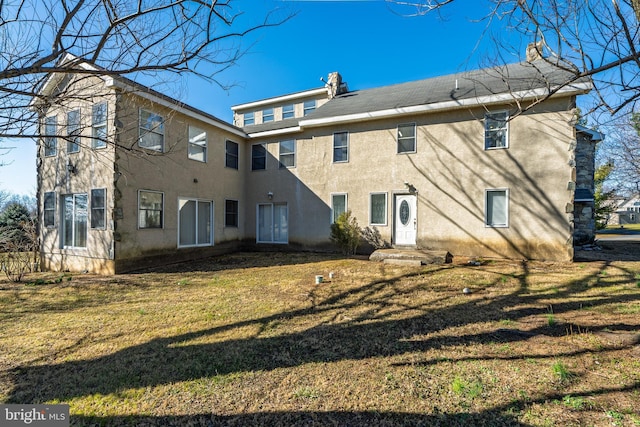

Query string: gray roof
243 59 589 134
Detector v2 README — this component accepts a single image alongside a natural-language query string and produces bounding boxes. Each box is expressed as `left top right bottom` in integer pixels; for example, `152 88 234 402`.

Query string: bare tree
0 0 288 145
385 0 640 116
598 112 640 194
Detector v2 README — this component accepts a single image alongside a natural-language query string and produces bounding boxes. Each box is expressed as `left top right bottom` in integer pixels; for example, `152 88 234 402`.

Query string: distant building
608 194 640 225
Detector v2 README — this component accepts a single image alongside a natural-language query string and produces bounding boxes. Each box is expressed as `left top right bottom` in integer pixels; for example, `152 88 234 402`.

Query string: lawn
1 252 640 426
604 223 640 232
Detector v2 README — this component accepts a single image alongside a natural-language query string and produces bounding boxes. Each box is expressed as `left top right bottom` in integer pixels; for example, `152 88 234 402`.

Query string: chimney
526 41 543 62
325 72 348 99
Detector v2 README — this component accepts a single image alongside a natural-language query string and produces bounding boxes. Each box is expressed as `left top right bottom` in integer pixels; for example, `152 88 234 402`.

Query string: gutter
245 82 592 138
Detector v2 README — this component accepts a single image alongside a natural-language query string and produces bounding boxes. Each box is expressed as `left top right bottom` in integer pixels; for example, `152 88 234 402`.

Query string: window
188 125 207 162
139 109 164 152
178 198 213 247
63 193 87 248
303 100 316 116
485 189 508 227
283 104 294 119
252 144 266 170
91 188 106 229
263 108 274 123
226 140 239 169
244 112 255 126
279 140 295 168
257 203 288 243
138 190 164 229
397 123 416 153
43 192 56 227
67 109 80 153
225 199 239 227
370 193 387 225
92 102 107 148
485 111 508 149
333 132 349 163
44 116 57 157
331 193 347 223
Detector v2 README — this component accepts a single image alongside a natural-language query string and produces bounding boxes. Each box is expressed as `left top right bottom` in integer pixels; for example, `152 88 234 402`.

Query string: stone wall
572 130 597 246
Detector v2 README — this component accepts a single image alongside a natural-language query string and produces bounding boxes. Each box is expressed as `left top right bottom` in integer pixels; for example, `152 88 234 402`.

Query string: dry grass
1 252 640 426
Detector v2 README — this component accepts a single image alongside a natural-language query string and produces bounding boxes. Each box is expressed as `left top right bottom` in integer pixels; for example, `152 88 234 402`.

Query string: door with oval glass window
394 194 417 246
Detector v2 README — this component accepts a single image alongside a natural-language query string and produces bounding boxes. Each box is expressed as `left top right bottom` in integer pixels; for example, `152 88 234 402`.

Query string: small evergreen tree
330 210 361 255
594 162 616 229
0 201 38 281
362 226 390 249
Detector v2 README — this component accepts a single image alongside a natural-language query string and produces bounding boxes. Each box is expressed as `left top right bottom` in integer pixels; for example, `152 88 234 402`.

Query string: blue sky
2 0 523 196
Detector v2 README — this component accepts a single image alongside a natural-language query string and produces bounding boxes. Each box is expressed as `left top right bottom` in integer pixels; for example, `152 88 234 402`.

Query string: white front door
395 194 417 246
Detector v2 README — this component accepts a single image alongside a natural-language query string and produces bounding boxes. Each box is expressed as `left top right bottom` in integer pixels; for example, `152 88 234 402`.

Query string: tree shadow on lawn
129 251 351 274
5 260 640 413
73 408 531 427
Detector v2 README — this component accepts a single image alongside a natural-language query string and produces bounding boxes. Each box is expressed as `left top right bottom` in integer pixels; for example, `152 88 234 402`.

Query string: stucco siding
111 92 247 268
245 97 576 260
38 75 117 273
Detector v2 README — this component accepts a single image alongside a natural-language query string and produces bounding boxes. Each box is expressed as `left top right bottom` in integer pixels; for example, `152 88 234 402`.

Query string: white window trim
244 112 255 126
138 189 164 229
90 188 107 230
262 108 274 123
283 104 295 119
279 139 296 169
225 140 239 170
92 102 108 149
397 123 416 154
44 115 57 157
138 108 165 152
303 100 316 116
43 191 56 228
370 192 388 226
67 109 81 154
62 193 88 249
188 125 208 163
333 131 349 163
177 197 214 248
256 202 288 244
485 188 509 228
330 193 348 224
484 110 509 150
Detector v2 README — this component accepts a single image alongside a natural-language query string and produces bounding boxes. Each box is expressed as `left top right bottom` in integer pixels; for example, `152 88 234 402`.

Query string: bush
330 210 361 255
0 216 38 282
362 226 390 249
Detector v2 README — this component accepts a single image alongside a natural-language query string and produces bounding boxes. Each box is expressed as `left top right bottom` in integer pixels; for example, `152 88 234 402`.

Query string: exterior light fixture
267 191 274 200
404 181 417 194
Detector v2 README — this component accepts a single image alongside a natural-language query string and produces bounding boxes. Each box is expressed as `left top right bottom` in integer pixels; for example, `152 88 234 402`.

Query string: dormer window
303 100 316 116
244 112 254 126
283 104 294 119
263 108 274 123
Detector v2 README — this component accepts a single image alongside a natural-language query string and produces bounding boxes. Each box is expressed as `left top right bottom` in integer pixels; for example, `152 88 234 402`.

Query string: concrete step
369 248 453 265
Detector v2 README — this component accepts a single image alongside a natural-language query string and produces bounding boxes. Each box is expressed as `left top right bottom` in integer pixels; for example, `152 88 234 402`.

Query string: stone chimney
526 41 543 62
326 72 348 99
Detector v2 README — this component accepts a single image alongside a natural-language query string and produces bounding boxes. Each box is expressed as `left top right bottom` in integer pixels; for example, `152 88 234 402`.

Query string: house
35 52 599 274
607 194 640 225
